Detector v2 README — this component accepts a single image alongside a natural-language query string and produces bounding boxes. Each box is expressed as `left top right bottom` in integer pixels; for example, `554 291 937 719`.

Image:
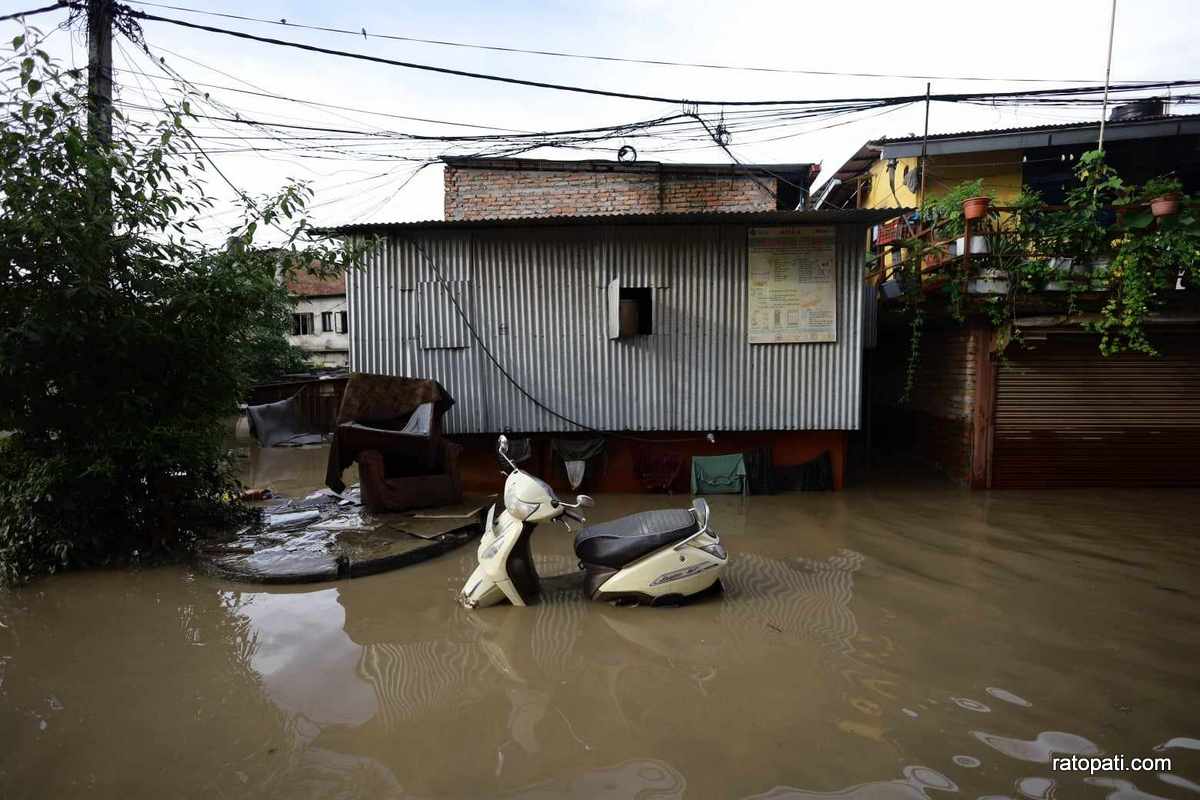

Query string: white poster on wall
747 226 837 344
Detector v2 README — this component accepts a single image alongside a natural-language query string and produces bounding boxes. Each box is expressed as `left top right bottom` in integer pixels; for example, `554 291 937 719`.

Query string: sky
5 0 1199 236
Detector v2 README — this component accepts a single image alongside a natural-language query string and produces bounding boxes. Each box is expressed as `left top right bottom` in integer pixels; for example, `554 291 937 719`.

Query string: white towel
565 460 586 490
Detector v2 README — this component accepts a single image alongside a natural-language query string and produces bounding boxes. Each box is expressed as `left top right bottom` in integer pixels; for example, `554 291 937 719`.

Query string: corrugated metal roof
824 112 1200 184
440 155 819 182
328 208 905 236
869 112 1200 146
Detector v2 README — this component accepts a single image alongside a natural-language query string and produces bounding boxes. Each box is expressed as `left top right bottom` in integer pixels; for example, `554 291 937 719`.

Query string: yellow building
824 108 1200 492
823 108 1200 213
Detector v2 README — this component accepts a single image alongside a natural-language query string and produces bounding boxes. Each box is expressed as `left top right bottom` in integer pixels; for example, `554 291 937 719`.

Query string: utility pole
86 0 113 149
87 0 113 242
1097 0 1118 152
919 82 931 209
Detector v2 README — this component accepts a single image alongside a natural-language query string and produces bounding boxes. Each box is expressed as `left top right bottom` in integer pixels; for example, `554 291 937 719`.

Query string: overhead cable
123 0 1162 85
117 6 1200 108
0 2 65 23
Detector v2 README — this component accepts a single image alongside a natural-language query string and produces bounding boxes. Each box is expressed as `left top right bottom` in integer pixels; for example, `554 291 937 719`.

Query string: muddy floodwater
2 457 1200 799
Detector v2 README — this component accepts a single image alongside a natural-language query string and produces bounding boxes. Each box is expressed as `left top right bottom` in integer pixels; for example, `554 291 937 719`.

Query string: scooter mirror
576 494 595 508
497 434 509 456
692 497 710 529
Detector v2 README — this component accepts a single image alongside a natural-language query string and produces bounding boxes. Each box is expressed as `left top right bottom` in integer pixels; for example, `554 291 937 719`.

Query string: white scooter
460 435 728 608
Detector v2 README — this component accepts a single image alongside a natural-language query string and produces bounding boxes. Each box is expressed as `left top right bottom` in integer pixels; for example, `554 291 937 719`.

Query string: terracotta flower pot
1151 193 1181 218
962 196 991 220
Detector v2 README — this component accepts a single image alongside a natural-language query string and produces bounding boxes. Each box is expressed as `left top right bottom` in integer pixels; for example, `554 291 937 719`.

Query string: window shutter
607 277 620 340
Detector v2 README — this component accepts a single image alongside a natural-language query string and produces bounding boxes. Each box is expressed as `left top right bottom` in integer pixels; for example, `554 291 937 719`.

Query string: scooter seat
574 509 698 569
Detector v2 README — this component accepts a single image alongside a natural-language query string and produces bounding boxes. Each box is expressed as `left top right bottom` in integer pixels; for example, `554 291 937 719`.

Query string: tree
0 31 363 583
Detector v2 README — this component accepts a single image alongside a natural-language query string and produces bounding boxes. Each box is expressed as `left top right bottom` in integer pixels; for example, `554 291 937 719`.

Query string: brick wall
871 325 978 483
444 164 777 220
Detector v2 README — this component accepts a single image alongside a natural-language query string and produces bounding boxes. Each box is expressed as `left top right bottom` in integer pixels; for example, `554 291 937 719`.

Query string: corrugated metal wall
347 223 865 434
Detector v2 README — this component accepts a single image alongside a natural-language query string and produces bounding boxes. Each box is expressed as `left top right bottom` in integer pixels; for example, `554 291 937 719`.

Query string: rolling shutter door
992 334 1200 488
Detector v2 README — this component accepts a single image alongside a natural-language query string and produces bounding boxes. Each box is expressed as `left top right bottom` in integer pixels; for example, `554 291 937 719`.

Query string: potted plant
963 196 992 220
1043 257 1073 291
921 179 987 246
967 267 1009 294
1142 176 1184 218
921 179 997 259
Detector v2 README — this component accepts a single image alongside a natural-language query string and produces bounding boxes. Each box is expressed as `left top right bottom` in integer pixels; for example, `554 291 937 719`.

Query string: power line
118 6 1200 109
0 2 65 23
110 65 535 133
122 0 1162 85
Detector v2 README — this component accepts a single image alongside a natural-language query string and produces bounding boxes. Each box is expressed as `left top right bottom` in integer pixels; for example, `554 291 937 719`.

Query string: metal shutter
992 334 1200 488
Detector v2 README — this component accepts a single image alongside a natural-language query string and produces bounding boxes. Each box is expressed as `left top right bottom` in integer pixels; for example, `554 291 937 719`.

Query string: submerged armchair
325 374 462 512
357 438 463 512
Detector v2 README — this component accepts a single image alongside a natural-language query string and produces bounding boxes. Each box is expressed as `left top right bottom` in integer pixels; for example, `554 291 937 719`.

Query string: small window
607 279 654 339
336 310 349 334
321 311 334 332
291 312 314 336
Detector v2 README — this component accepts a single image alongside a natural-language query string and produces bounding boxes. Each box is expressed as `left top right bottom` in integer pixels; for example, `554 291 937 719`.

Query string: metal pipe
919 82 931 207
1097 0 1118 151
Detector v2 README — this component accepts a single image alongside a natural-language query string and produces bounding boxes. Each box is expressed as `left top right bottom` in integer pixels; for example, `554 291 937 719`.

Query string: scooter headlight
503 482 539 521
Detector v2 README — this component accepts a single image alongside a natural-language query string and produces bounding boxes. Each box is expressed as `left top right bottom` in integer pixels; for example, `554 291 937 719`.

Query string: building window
607 278 654 338
321 311 334 332
291 312 314 336
336 310 349 333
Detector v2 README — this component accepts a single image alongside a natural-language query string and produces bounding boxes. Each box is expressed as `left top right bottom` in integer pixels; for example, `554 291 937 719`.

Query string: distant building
442 156 820 221
286 272 350 368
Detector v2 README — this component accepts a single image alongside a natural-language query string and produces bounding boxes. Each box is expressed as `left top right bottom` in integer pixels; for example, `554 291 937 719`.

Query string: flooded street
2 471 1200 799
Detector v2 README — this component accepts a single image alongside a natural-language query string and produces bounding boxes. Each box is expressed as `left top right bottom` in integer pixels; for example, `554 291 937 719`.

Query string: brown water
3 460 1200 799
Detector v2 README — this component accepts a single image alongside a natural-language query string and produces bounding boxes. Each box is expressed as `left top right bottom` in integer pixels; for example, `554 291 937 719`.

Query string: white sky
8 0 1199 236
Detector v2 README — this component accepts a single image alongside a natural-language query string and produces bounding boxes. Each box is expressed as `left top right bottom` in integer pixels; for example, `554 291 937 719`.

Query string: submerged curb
195 523 481 585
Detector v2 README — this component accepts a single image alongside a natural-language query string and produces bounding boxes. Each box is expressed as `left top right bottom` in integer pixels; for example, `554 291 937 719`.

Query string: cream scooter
459 435 728 608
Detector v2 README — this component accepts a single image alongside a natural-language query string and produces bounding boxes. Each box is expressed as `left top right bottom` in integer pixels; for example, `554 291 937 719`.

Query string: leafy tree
0 31 362 583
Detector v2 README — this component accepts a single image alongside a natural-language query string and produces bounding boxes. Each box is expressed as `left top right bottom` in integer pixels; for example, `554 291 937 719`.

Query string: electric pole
86 0 113 149
86 0 114 243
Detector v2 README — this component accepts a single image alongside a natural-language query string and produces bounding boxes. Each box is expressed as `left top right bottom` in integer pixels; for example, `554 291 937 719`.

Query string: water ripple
972 731 1099 764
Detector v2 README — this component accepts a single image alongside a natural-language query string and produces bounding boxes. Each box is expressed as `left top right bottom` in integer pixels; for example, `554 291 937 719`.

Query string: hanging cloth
564 461 587 490
551 438 606 489
551 438 606 462
690 453 747 495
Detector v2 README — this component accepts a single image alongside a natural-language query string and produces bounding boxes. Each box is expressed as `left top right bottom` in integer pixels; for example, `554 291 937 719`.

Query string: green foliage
920 178 988 240
1087 209 1200 355
1138 175 1183 202
893 236 934 404
0 32 365 583
891 153 1200 398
